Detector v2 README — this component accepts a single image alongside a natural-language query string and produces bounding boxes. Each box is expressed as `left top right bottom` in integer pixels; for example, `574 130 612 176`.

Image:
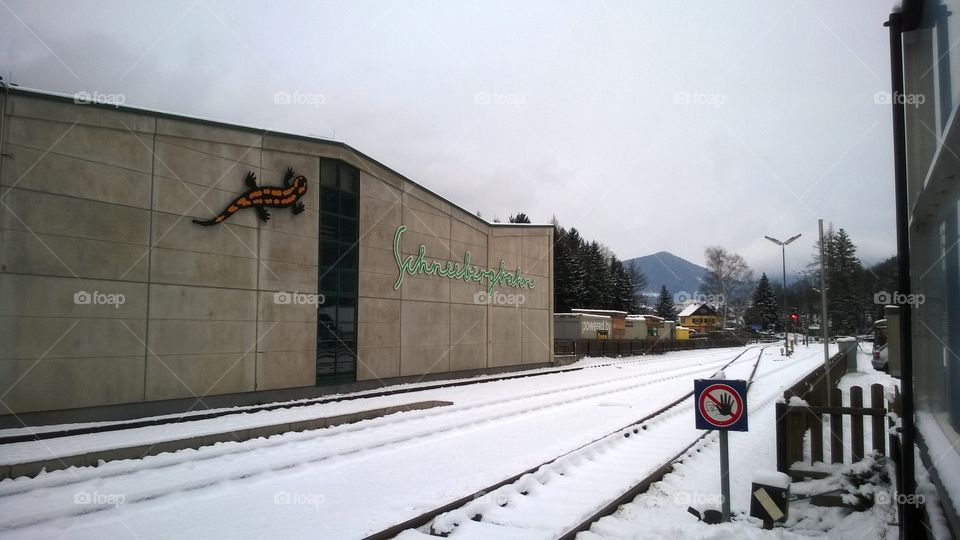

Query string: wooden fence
554 337 747 359
775 350 901 476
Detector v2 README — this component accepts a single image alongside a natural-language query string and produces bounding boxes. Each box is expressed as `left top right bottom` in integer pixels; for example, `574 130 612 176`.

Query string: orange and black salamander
193 167 308 226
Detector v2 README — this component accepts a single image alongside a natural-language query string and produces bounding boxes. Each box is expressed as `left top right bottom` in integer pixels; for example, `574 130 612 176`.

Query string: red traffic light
789 312 799 321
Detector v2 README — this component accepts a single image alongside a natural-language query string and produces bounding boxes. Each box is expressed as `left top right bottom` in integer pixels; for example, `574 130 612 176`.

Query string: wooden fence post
851 386 864 462
830 387 844 464
776 401 788 473
810 410 824 464
871 384 886 455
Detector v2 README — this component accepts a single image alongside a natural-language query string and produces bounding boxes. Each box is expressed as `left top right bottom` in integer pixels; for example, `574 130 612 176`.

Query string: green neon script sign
393 225 536 294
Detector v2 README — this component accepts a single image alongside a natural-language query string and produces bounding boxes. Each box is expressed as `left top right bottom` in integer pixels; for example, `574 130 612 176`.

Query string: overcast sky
1 0 897 279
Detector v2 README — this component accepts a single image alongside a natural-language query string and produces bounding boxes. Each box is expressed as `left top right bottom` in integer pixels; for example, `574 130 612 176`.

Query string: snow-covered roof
571 308 628 316
554 313 612 320
677 303 709 317
626 314 663 322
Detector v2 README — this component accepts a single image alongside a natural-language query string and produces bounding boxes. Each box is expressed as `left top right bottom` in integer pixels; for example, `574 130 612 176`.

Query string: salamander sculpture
192 168 307 226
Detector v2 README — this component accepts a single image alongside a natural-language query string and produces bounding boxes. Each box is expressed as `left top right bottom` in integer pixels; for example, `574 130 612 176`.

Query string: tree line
742 225 896 336
522 211 890 336
551 219 646 313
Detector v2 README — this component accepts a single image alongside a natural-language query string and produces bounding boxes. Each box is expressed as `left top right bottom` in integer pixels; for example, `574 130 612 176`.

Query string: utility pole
818 219 831 406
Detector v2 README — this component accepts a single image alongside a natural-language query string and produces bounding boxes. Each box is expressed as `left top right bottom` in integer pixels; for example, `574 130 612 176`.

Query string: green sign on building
392 225 535 294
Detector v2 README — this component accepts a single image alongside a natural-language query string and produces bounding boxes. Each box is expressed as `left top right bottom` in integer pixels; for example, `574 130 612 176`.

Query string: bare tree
703 246 753 328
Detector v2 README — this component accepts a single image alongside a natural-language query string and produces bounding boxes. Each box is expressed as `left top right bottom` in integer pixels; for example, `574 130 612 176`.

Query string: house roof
572 309 628 317
555 313 611 321
677 303 718 318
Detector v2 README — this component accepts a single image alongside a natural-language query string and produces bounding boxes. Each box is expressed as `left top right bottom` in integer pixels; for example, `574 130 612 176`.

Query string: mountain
624 251 709 298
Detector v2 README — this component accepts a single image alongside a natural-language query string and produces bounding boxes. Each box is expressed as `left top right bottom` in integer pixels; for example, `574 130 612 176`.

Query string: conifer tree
654 286 676 321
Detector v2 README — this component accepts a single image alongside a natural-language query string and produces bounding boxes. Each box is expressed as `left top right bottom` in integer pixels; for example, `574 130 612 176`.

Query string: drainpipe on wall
885 8 919 538
0 78 8 168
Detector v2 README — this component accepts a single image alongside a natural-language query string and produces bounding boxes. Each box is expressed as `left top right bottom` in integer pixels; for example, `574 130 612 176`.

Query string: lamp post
765 233 802 354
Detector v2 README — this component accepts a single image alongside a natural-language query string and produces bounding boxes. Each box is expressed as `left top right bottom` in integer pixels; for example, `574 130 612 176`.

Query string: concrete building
554 313 612 340
0 87 554 421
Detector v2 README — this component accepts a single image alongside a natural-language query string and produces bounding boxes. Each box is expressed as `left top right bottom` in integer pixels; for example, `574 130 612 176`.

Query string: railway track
365 346 770 539
0 347 761 533
0 350 727 444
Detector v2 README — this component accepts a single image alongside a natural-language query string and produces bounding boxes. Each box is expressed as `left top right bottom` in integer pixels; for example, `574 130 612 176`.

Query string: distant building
554 313 612 340
624 314 665 339
677 303 719 335
571 309 628 339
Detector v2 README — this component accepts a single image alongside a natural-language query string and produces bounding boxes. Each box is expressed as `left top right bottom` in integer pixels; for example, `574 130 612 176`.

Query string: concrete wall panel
256 350 314 391
145 352 255 401
0 356 145 412
357 346 400 380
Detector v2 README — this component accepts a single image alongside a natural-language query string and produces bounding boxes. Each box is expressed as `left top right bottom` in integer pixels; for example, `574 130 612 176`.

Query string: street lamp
765 233 802 353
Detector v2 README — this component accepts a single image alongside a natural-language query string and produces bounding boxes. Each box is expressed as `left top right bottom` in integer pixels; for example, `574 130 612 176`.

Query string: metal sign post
695 379 749 523
719 430 731 521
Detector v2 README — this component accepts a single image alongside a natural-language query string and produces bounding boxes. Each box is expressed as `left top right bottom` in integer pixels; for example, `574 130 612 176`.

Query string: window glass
320 241 339 267
340 192 358 216
321 160 338 188
321 187 340 214
317 158 361 383
338 163 359 192
339 217 357 243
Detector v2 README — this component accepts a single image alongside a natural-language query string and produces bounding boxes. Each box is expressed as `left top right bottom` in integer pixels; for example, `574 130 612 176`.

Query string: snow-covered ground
578 344 902 540
0 346 773 539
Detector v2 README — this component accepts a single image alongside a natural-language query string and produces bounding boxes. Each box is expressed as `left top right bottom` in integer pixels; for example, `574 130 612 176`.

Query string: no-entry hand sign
694 379 748 431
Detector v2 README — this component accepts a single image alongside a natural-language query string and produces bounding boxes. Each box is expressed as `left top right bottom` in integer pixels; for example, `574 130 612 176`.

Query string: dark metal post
720 430 731 521
885 12 917 537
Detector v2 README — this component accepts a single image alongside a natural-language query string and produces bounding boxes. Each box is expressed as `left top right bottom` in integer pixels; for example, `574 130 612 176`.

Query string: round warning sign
697 382 744 428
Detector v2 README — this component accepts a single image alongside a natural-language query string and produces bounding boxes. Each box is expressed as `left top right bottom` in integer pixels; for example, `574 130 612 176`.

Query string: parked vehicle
871 319 889 372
